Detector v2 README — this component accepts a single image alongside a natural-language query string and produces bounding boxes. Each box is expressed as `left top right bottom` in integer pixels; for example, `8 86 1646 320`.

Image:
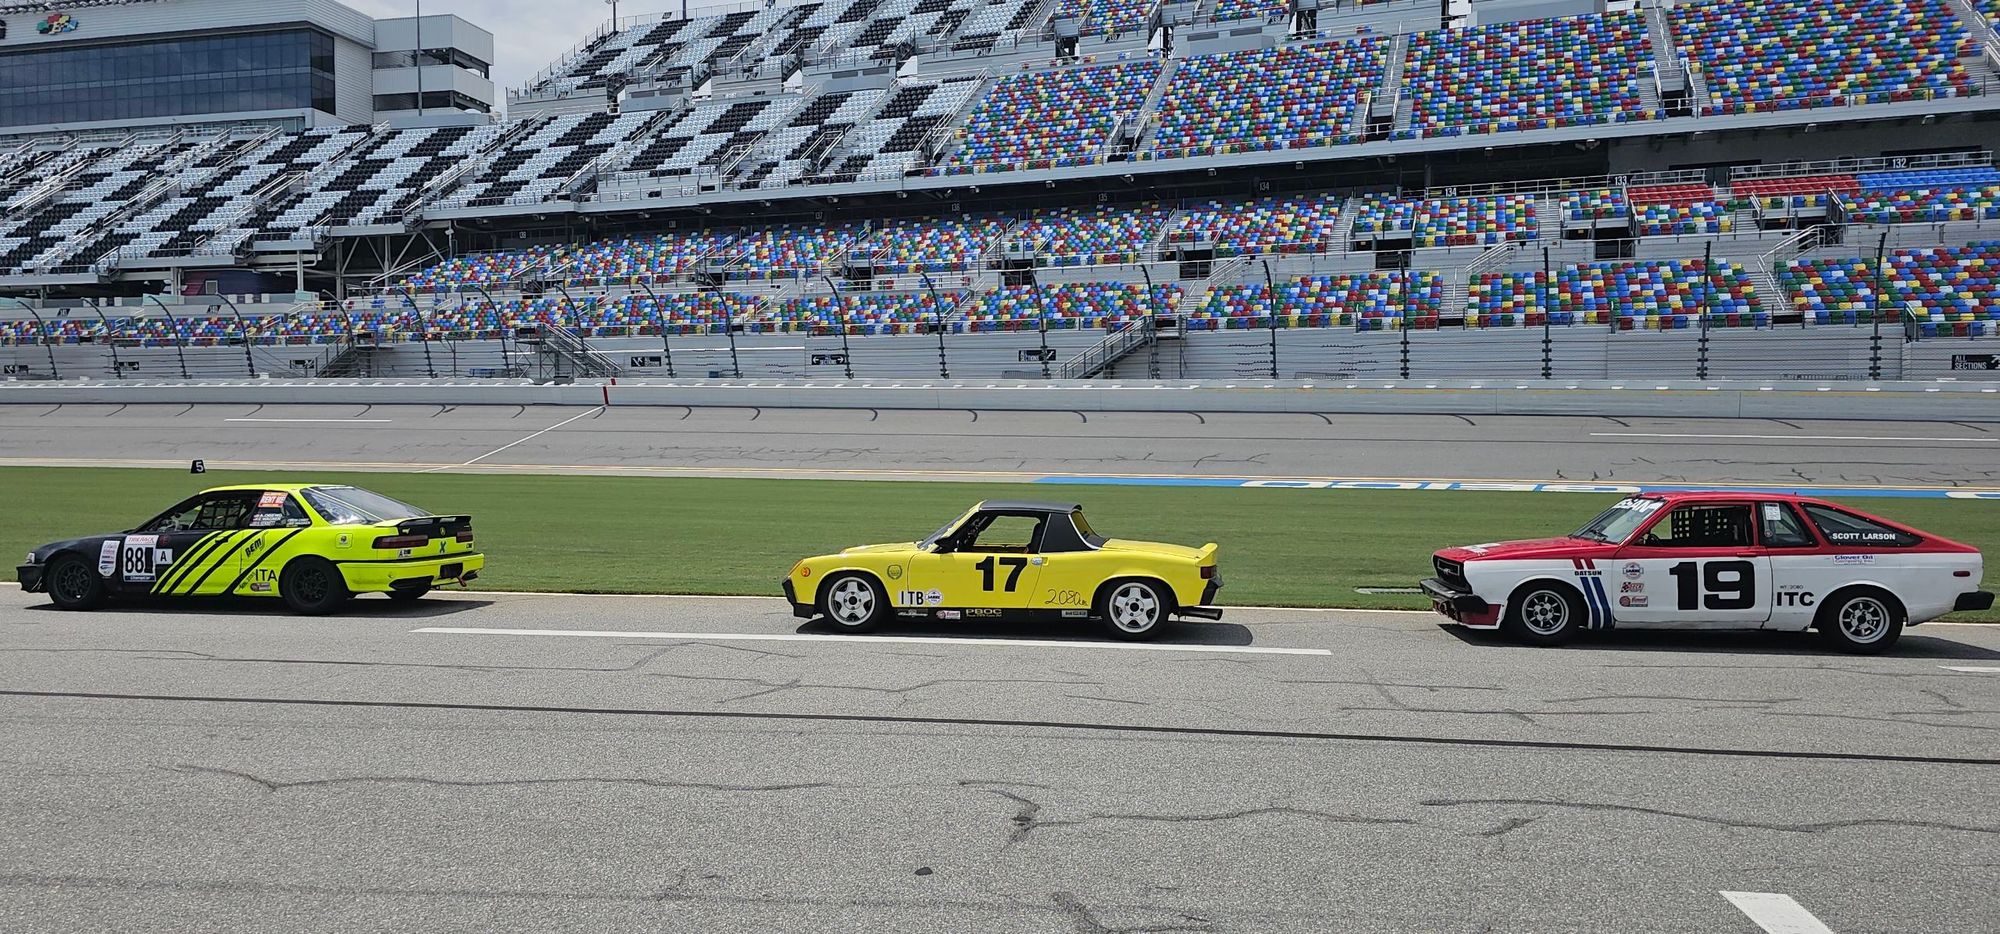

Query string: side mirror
930 538 955 554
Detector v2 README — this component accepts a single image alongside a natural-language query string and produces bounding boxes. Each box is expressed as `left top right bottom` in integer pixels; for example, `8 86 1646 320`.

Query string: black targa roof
974 500 1083 514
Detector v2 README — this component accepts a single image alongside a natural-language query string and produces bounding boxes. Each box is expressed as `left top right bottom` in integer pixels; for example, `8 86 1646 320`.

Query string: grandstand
4 0 2000 383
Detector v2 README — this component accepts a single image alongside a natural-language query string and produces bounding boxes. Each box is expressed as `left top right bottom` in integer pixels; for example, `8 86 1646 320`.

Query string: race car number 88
121 543 156 579
1668 560 1754 611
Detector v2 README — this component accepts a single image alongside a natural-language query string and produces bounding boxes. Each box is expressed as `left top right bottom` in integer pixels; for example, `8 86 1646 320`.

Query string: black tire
45 554 108 611
818 573 886 632
1816 587 1905 654
387 586 431 603
280 557 351 615
1501 581 1584 647
1096 578 1172 641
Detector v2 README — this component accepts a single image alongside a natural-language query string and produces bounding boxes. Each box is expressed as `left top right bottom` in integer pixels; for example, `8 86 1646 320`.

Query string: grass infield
1 467 1994 619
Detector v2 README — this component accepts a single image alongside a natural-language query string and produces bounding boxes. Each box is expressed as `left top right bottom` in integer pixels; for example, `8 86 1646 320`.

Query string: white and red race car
1421 491 1991 653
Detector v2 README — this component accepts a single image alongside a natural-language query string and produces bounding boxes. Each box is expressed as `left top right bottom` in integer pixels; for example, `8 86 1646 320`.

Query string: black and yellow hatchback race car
18 484 483 614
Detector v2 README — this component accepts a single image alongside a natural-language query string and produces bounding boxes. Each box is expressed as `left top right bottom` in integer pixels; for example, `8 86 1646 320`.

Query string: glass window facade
0 29 338 129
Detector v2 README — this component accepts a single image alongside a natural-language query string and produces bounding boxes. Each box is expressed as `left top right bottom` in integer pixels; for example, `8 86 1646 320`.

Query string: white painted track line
427 406 604 471
1721 891 1837 933
413 626 1335 656
224 417 394 423
1939 665 2000 673
1591 431 1993 443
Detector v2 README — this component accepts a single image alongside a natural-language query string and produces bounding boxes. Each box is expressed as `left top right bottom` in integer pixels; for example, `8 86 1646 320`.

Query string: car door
134 491 262 597
1611 501 1773 627
1756 500 1825 631
230 491 315 597
908 512 1046 611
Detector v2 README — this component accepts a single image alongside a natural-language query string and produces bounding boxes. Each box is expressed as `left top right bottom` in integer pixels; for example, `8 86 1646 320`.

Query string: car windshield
919 506 980 549
1571 497 1665 543
300 486 429 525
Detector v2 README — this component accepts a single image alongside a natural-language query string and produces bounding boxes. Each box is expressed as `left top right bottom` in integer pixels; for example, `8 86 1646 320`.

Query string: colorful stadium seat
964 281 1181 331
1167 193 1348 256
1469 260 1766 328
1351 194 1539 246
1673 0 1975 115
942 60 1163 174
1188 271 1445 330
1150 40 1386 158
1846 167 2000 222
1014 204 1173 266
1401 12 1654 138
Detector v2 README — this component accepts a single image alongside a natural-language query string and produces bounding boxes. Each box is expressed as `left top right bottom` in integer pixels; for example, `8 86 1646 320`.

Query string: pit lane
3 587 1995 932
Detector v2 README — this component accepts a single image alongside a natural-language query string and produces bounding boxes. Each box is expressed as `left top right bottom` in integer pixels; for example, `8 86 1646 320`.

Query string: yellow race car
18 483 483 615
783 500 1221 639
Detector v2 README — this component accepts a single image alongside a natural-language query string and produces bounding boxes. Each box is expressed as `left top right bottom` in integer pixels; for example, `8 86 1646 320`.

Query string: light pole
822 275 855 379
210 294 258 377
141 294 191 379
84 297 123 379
1 297 60 379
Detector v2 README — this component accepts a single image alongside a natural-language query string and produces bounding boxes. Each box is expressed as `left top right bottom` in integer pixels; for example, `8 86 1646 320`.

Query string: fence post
934 312 949 379
1869 232 1887 381
86 298 122 379
1540 247 1552 379
1399 264 1412 380
399 288 438 379
1263 259 1279 379
213 294 257 378
722 291 742 378
1039 318 1051 379
141 294 190 380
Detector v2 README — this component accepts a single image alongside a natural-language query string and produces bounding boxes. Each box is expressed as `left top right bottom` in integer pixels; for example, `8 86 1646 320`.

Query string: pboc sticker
97 540 118 577
120 535 160 582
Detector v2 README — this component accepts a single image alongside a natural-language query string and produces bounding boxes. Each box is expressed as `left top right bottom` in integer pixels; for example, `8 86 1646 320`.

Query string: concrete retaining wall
3 377 1995 421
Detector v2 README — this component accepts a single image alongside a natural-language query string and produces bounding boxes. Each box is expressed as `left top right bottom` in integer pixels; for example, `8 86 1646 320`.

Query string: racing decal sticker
1571 558 1614 629
120 535 160 582
935 610 962 620
1620 581 1644 593
927 589 943 606
258 492 288 508
1833 554 1876 565
97 540 118 577
1061 609 1089 618
965 608 1002 617
1618 595 1649 608
1621 562 1644 580
897 589 944 607
1775 586 1817 607
886 564 904 581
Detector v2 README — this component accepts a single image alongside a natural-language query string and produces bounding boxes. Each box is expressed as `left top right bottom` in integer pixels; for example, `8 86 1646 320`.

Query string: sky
343 0 731 107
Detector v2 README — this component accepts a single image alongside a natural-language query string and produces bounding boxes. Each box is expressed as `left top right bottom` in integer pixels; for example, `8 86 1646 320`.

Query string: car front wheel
45 555 109 611
1502 582 1583 646
1818 589 1904 654
819 573 885 632
1098 579 1171 641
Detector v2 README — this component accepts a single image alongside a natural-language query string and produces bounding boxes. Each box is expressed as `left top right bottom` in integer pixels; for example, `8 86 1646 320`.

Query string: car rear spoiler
1198 542 1218 564
395 515 471 537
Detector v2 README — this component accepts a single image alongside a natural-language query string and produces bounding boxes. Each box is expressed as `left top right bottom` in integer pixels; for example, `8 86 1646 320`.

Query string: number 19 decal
974 556 1027 591
1668 559 1755 610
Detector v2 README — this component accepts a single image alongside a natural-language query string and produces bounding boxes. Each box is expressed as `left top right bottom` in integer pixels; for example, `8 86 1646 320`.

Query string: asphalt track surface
1 403 1998 491
3 587 1997 933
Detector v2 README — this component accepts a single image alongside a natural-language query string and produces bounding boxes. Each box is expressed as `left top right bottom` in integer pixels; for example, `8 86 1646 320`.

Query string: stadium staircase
34 130 243 273
3 140 106 218
1946 0 2000 81
1375 34 1410 131
1129 59 1181 150
1056 313 1158 378
515 319 623 380
1643 1 1689 96
315 336 384 378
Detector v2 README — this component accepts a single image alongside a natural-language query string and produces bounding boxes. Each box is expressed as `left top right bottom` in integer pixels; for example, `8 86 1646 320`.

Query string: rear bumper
1956 590 1996 612
338 553 485 593
783 578 814 618
16 565 44 593
1421 577 1501 628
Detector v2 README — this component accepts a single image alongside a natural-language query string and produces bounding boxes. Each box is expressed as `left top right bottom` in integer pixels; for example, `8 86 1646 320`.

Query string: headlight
24 551 38 565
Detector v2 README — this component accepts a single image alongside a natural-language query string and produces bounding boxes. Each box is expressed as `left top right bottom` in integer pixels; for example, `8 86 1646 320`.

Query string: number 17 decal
974 556 1028 591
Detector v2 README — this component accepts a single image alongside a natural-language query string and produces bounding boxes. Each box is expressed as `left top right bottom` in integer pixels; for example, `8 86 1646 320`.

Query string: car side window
1759 502 1816 548
142 496 205 532
1638 504 1753 548
1803 504 1921 548
964 515 1042 553
188 492 261 530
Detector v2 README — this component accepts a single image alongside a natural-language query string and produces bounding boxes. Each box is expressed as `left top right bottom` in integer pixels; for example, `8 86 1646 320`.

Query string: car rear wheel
819 573 885 632
281 557 351 616
1502 582 1583 647
46 555 108 611
1818 588 1904 654
1098 579 1171 641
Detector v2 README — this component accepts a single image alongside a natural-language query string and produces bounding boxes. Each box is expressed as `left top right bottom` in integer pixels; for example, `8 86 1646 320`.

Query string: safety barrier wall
5 323 1997 383
2 377 1996 422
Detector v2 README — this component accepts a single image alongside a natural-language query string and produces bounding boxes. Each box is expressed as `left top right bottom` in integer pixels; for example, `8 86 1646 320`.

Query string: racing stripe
1571 559 1604 629
151 531 227 595
176 531 262 595
1587 576 1615 630
221 529 307 596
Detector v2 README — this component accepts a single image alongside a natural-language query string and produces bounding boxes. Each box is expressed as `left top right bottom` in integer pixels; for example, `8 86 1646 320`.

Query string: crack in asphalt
969 785 1078 846
648 674 1104 707
1051 891 1216 934
168 765 836 795
1421 799 2000 836
1080 807 1417 830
